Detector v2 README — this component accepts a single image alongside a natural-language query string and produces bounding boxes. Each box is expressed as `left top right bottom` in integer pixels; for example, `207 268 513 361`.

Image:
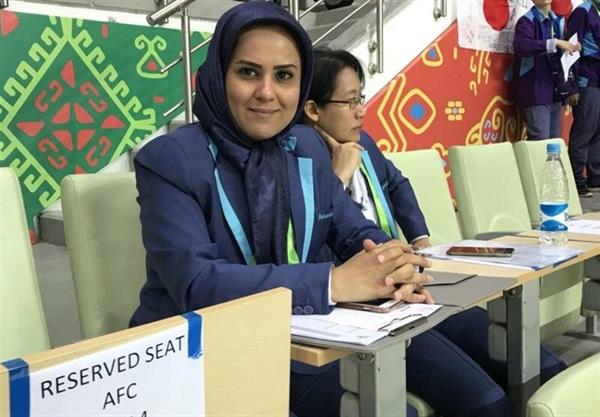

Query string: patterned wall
2 10 574 238
0 10 210 236
363 22 572 186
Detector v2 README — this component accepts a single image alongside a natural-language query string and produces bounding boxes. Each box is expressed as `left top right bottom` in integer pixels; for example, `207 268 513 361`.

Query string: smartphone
446 246 514 257
337 298 404 313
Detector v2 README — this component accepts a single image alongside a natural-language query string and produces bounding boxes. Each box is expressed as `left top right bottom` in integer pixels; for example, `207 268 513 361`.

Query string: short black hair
308 47 365 106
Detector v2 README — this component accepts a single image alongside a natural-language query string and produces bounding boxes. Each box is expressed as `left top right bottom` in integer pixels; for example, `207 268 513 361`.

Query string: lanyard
359 151 399 239
208 138 312 265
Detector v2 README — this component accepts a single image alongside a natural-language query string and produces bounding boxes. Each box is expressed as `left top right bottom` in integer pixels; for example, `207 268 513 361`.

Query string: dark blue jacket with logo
130 123 389 327
358 131 429 242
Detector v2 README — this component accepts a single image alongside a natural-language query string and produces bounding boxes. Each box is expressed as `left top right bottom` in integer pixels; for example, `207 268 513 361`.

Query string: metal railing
149 0 385 120
433 0 447 20
147 0 197 122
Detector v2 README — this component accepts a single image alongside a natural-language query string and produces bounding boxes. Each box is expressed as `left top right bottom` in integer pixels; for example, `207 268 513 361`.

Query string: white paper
418 240 583 271
292 317 389 346
457 0 530 53
292 303 442 346
566 219 600 235
561 33 580 82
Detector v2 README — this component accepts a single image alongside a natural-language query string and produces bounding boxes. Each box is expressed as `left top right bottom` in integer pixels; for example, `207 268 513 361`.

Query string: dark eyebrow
275 64 299 70
342 88 359 96
233 60 298 70
234 60 261 68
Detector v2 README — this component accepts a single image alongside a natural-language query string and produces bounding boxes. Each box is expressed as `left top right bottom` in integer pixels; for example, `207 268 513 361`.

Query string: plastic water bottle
539 143 569 245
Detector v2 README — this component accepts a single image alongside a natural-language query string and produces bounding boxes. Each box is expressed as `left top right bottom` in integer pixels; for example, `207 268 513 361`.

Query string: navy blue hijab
193 2 314 265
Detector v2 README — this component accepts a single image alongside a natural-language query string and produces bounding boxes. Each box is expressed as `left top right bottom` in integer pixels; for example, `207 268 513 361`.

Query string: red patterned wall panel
363 22 573 182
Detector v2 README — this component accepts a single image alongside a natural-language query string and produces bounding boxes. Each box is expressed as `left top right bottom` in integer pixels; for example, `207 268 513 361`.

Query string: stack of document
565 219 600 235
418 240 583 271
292 303 442 346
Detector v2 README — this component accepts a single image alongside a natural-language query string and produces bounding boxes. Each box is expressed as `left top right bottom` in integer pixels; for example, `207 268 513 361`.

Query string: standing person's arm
566 8 587 48
513 15 580 57
514 16 550 56
565 8 588 106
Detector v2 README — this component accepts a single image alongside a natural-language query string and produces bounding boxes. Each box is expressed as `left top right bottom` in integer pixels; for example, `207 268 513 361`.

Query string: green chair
0 167 50 360
513 138 600 336
513 138 582 226
342 151 446 417
449 142 531 238
384 148 459 417
449 142 583 341
61 172 146 340
527 353 600 417
385 149 461 245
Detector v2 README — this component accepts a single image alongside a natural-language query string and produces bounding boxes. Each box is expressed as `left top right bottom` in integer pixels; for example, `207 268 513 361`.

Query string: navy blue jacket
358 131 429 242
512 7 565 106
567 1 600 89
130 123 389 327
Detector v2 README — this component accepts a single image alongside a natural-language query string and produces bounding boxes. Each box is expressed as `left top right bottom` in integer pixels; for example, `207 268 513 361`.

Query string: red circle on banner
483 0 510 31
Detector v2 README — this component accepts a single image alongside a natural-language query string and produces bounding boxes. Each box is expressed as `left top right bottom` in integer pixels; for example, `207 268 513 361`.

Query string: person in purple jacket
512 0 580 140
566 0 600 197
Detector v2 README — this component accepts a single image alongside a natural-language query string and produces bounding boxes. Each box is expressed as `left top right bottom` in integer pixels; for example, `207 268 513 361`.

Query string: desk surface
580 212 600 221
291 235 600 366
518 212 600 243
430 236 599 289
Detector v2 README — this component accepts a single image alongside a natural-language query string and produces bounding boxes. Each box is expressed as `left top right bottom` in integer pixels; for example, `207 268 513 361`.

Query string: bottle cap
547 143 561 154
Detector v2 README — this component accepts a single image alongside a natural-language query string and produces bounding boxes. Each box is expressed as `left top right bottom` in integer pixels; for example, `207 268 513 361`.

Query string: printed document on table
291 303 442 346
565 219 600 235
418 240 583 271
561 33 580 82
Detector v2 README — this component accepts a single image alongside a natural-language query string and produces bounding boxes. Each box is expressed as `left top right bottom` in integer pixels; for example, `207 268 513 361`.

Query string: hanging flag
458 0 581 53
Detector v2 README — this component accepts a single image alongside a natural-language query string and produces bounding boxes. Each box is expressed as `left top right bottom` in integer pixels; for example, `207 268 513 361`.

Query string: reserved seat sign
6 314 204 416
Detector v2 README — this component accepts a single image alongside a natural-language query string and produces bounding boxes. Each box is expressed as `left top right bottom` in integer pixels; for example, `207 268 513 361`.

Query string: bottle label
539 202 568 232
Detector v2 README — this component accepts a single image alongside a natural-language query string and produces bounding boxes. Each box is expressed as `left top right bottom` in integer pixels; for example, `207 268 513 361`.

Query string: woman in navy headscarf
130 2 431 416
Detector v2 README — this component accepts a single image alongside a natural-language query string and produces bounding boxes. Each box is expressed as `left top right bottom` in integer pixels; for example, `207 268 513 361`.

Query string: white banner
458 0 583 53
29 319 205 416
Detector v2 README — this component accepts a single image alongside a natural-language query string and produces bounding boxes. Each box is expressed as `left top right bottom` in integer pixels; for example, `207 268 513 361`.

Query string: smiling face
308 66 365 143
225 25 302 141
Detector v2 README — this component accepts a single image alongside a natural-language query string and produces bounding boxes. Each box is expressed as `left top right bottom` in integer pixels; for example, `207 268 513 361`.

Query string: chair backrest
61 172 146 340
527 353 600 417
384 150 461 245
513 138 582 225
449 143 583 341
449 142 532 238
0 168 50 360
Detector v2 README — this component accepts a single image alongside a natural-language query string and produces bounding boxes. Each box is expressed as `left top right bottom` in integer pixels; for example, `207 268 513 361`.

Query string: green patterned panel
0 11 210 232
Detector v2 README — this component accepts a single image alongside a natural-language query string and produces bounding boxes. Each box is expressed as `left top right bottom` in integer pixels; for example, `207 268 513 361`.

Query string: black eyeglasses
325 94 365 110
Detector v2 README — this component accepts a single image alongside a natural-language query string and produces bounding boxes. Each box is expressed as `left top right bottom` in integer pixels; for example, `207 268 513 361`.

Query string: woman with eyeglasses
303 47 567 417
303 48 430 250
